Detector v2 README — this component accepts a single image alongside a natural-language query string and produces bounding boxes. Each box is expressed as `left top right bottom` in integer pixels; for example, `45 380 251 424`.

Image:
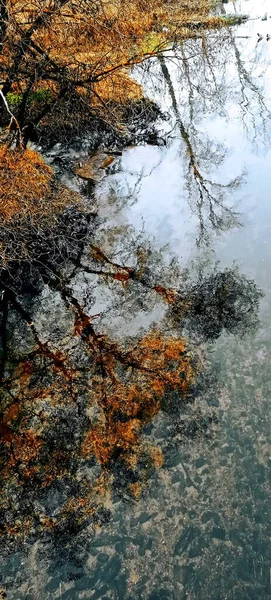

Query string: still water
1 0 271 598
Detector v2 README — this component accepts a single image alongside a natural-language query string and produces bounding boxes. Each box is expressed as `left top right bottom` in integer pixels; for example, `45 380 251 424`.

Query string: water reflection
0 209 261 546
157 52 242 244
136 11 271 139
1 1 271 598
170 267 263 340
96 9 271 246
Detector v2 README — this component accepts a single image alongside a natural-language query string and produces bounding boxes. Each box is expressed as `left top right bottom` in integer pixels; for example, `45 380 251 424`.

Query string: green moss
6 88 53 110
6 92 23 108
30 88 53 103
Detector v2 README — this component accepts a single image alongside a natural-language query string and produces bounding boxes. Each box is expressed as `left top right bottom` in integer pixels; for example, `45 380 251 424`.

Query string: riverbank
0 0 248 273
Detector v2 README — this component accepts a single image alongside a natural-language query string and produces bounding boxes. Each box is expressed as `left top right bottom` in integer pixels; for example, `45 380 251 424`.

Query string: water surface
1 1 271 598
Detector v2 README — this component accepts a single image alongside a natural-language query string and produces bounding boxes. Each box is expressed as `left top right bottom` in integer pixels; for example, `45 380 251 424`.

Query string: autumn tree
0 0 236 147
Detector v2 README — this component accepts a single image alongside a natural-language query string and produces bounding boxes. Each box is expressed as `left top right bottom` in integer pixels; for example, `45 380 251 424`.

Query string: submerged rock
73 151 120 181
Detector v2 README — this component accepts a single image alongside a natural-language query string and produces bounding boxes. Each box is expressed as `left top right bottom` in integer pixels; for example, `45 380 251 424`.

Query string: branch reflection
0 210 262 543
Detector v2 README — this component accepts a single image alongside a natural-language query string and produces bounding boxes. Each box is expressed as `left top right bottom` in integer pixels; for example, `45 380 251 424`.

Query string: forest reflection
0 201 262 544
1 23 269 547
115 25 271 243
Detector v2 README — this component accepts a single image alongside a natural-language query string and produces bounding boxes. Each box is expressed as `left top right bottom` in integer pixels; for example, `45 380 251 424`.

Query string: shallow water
1 1 271 598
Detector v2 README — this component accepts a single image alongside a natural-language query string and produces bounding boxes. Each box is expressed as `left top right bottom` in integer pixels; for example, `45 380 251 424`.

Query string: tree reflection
1 20 268 548
168 27 271 139
0 211 262 543
131 25 271 243
227 29 271 141
169 267 263 341
157 53 242 245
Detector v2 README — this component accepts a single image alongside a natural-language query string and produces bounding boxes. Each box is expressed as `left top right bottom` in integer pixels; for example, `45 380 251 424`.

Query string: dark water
1 1 271 598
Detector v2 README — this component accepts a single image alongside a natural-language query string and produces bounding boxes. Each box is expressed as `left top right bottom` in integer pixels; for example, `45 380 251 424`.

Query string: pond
1 0 271 598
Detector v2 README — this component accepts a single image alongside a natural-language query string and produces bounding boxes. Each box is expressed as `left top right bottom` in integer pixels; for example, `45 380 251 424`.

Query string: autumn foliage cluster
0 263 197 537
0 146 52 222
81 333 194 466
0 144 83 267
0 0 224 144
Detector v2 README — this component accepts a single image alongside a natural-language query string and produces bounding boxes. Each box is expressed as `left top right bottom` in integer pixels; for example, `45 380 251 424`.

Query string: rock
38 479 70 517
86 400 106 426
73 151 118 181
107 149 123 156
174 527 201 554
76 458 102 485
211 527 226 540
7 310 37 357
31 285 74 348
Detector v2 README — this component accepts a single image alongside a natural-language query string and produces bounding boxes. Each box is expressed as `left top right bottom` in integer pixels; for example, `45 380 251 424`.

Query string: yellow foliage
0 146 52 222
0 145 82 264
0 0 225 122
0 314 198 536
81 332 195 466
